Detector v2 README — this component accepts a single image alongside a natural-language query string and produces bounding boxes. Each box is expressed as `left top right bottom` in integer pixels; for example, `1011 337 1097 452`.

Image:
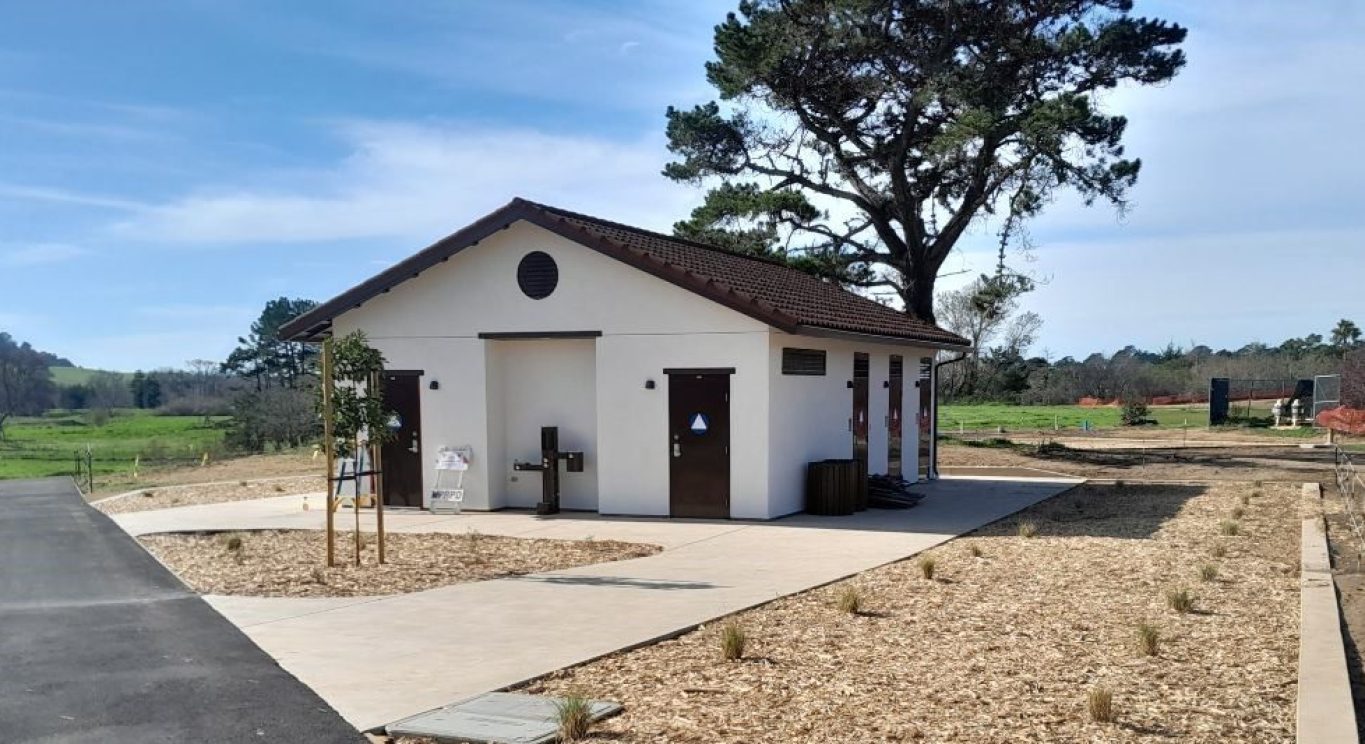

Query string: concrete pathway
111 476 1079 731
0 478 359 743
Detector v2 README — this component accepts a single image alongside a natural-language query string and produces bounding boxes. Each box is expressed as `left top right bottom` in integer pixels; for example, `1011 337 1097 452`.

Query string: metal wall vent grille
782 347 827 376
516 251 558 299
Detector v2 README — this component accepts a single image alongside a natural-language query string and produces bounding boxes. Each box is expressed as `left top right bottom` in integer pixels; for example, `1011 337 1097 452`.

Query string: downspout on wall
928 353 970 479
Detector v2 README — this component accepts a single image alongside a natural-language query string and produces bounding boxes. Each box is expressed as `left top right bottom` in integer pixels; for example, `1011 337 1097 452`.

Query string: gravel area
140 529 661 598
479 481 1300 743
941 440 1334 484
94 474 324 515
88 451 319 500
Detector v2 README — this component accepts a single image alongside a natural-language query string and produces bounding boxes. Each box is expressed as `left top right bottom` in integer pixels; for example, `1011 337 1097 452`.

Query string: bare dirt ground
1323 485 1365 739
940 440 1334 484
452 481 1299 744
140 529 660 598
88 451 319 500
94 473 324 515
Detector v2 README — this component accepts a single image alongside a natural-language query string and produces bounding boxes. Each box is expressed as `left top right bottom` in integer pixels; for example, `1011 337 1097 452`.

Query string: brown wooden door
917 356 933 479
852 353 869 474
380 372 423 507
668 372 730 518
888 355 903 475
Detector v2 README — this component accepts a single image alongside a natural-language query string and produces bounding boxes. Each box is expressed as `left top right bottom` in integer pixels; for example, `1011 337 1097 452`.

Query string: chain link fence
1332 444 1365 567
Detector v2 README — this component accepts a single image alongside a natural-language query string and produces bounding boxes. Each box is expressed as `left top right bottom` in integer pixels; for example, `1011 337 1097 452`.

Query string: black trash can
851 458 868 511
806 459 856 516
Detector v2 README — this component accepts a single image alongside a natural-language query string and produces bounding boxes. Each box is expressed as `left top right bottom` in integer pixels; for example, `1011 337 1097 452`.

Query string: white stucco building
282 198 969 520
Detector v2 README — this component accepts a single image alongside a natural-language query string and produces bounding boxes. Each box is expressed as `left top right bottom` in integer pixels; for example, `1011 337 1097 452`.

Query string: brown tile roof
280 198 969 348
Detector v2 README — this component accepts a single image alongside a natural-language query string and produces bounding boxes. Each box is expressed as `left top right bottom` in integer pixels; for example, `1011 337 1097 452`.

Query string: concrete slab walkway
110 476 1079 731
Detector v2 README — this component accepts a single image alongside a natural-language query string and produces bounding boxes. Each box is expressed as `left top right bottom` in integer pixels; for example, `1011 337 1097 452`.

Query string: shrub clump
554 693 593 742
1135 621 1160 657
1166 587 1195 614
918 556 937 580
1017 520 1039 538
1220 520 1241 536
835 585 864 615
719 620 746 661
1120 399 1150 426
1088 685 1115 723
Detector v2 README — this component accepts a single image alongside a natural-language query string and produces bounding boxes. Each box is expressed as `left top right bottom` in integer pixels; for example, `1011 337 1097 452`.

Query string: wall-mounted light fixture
429 380 440 390
644 379 656 390
883 380 890 388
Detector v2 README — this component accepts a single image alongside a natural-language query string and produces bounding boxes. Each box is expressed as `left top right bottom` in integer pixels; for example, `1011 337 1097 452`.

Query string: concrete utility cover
387 692 621 743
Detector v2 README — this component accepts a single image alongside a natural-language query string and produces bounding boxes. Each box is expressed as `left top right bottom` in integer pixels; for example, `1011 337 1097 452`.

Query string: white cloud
1 243 89 266
0 183 146 211
112 121 700 245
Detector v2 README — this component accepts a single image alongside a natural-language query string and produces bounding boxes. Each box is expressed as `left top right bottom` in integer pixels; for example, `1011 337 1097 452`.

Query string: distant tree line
0 332 56 439
937 293 1359 405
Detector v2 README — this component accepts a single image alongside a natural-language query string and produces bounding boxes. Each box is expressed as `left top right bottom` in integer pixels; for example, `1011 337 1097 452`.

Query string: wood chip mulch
139 529 660 598
96 475 324 515
492 481 1299 743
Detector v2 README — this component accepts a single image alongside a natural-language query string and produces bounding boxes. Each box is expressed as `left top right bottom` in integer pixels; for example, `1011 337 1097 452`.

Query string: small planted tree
1120 398 1149 426
320 331 395 567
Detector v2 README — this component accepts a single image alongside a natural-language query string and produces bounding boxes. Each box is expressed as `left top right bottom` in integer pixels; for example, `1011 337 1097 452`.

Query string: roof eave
792 324 973 352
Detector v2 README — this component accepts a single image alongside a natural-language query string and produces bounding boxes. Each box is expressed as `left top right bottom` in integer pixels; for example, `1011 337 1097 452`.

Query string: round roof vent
516 251 558 300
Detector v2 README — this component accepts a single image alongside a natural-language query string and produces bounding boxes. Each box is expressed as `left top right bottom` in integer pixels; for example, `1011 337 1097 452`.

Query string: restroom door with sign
852 353 870 477
667 371 730 518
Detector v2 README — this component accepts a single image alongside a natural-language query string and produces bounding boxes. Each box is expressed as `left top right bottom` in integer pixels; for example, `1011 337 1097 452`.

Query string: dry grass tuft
968 543 983 558
220 533 244 552
1166 587 1195 614
1230 506 1246 520
719 620 747 661
918 556 937 580
835 585 863 615
1211 543 1228 558
1088 685 1115 723
1220 520 1242 536
1017 520 1039 538
1198 563 1219 582
1134 621 1160 657
141 490 155 498
310 566 327 585
1240 494 1251 506
554 693 593 742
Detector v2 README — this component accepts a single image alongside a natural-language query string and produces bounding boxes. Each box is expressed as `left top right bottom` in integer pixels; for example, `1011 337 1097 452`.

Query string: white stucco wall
486 338 598 510
331 220 770 515
766 333 933 517
596 333 769 518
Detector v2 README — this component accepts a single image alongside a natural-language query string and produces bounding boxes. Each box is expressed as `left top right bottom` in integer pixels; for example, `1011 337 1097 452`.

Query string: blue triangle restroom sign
689 413 709 434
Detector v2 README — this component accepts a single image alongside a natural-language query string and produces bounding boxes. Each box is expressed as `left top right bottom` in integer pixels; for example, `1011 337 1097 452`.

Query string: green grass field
48 366 129 386
938 402 1318 437
0 410 228 480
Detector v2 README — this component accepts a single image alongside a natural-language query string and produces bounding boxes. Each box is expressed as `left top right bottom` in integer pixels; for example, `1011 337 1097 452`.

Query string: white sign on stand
431 446 472 514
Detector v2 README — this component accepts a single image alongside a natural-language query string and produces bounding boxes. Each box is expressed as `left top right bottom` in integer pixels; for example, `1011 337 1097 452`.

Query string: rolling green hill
48 366 129 386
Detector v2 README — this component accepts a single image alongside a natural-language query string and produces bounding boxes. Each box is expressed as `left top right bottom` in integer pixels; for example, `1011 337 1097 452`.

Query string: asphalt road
0 477 360 743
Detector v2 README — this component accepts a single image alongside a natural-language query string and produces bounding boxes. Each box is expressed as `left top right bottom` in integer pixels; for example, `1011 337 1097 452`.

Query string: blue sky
2 0 1362 370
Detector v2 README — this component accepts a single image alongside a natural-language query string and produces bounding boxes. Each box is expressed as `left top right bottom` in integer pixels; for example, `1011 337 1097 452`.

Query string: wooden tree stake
322 337 336 568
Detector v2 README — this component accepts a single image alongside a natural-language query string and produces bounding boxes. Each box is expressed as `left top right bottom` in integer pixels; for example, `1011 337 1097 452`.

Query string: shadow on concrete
507 575 722 591
504 477 1081 536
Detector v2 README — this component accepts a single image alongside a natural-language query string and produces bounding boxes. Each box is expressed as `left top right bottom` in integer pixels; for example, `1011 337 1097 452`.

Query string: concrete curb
1298 482 1358 743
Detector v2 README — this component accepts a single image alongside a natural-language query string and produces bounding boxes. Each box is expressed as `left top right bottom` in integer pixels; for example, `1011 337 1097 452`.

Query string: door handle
672 443 681 458
409 437 420 454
